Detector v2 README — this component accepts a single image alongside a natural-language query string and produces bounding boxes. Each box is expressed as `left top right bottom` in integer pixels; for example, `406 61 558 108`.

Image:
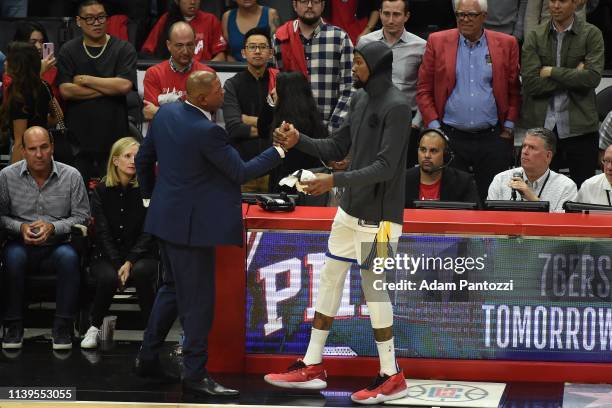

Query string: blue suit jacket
136 102 282 247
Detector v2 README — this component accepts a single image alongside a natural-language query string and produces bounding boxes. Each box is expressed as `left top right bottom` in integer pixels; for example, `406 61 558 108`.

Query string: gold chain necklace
82 34 110 59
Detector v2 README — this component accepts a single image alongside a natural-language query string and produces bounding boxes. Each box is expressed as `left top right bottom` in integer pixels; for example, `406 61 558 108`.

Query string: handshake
273 121 300 152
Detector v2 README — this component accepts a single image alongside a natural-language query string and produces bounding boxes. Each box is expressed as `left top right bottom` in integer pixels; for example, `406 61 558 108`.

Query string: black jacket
404 166 481 208
91 182 157 269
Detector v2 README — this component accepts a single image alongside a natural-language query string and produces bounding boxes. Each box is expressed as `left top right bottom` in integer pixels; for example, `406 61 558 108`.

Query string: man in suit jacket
134 70 286 397
405 129 480 207
416 0 521 202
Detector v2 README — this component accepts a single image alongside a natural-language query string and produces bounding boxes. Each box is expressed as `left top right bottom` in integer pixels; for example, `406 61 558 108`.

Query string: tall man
135 71 287 397
520 0 604 188
265 41 411 405
57 0 137 183
0 127 90 351
417 0 521 202
358 0 426 166
143 21 214 121
274 0 354 133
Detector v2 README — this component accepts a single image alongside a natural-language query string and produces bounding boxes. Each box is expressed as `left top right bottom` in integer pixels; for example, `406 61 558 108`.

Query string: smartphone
42 42 54 59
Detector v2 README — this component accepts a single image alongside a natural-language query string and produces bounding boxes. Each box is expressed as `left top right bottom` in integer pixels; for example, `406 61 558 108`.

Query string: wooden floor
0 339 571 408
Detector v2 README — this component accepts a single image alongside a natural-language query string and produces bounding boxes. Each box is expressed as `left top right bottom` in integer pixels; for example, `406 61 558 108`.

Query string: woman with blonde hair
81 137 158 349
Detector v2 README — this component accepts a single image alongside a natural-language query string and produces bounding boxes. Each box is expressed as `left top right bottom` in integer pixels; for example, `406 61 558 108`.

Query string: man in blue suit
134 70 286 396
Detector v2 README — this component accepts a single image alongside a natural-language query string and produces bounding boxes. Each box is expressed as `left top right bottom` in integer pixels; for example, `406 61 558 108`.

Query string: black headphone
418 128 454 166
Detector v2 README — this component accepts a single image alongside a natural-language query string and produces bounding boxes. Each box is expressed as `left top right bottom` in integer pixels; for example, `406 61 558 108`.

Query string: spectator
405 129 480 207
487 128 577 212
81 137 158 349
58 0 137 183
0 126 90 351
258 71 328 199
520 0 604 188
416 0 521 202
358 0 426 167
325 0 381 45
0 42 61 164
524 0 587 38
223 27 277 192
576 145 612 205
142 0 227 62
274 0 354 134
452 0 528 41
0 0 27 17
143 21 214 121
222 0 280 62
7 22 60 102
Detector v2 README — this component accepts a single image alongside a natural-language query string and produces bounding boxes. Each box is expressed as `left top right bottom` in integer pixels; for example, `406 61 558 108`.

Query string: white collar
185 100 212 121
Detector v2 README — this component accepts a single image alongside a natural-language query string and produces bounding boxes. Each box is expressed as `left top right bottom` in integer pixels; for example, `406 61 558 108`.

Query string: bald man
576 145 612 205
0 126 90 351
135 71 286 397
142 21 215 121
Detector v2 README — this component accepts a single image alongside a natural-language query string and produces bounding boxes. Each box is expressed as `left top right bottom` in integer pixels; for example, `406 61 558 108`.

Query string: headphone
418 128 454 168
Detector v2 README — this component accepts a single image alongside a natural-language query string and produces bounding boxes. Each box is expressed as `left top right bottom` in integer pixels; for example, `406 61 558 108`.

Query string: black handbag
45 83 79 165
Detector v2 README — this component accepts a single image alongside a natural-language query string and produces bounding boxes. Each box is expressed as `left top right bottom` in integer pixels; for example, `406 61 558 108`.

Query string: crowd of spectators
0 0 611 350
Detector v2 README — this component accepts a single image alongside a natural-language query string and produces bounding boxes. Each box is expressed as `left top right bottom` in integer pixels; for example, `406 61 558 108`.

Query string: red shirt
143 60 214 106
328 0 368 45
419 178 442 201
142 11 227 62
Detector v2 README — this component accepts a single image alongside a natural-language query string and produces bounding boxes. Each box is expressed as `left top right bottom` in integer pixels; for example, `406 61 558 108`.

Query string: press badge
485 54 492 64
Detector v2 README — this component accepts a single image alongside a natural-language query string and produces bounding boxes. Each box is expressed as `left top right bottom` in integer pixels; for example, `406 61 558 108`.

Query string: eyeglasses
296 0 323 6
78 14 108 25
455 11 483 20
245 44 270 52
603 159 612 166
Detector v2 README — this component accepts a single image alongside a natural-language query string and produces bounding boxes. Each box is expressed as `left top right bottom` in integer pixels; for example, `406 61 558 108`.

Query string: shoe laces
287 360 307 371
366 373 390 391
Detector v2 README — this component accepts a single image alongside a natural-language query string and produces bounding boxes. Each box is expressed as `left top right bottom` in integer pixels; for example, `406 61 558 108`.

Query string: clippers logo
407 383 488 403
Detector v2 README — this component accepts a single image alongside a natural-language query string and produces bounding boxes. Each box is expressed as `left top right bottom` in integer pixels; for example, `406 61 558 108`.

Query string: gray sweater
296 41 412 224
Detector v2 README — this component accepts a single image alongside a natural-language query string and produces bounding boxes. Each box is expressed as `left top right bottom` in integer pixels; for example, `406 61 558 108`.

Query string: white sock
376 338 398 376
302 328 329 366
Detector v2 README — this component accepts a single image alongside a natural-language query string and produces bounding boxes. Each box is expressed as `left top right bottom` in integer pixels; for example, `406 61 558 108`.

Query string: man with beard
273 0 354 134
404 128 480 207
264 41 411 405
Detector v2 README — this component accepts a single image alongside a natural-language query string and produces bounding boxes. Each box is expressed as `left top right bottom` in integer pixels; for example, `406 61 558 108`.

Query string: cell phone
42 42 54 59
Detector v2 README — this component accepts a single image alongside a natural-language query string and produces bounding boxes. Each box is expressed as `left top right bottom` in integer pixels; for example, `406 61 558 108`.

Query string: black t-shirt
57 36 137 153
9 80 52 129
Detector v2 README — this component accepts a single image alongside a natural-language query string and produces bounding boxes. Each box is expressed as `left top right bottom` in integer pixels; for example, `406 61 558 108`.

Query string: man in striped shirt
0 127 90 352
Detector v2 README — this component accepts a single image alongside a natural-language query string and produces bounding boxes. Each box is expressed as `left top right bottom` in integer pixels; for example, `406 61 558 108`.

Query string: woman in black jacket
81 137 158 349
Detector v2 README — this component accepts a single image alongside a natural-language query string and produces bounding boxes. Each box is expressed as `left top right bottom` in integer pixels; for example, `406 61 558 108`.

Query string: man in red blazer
416 0 521 202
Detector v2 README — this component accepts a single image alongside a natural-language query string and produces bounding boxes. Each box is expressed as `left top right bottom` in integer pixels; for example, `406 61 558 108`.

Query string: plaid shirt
274 20 354 133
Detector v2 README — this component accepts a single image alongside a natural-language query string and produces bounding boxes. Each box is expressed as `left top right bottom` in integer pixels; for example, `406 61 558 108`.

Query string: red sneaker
264 359 327 390
350 370 408 405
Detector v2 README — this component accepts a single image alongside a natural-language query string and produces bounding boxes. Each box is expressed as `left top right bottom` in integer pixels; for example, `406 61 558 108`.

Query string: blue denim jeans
2 241 80 321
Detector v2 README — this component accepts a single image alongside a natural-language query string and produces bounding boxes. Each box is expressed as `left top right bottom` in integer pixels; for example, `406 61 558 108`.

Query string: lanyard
607 190 611 206
537 171 551 199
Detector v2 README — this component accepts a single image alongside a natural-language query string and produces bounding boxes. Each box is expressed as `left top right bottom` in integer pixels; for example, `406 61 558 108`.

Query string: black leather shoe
182 376 239 397
134 356 180 383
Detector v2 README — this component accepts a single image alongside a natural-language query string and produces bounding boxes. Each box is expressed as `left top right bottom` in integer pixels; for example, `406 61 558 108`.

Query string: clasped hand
21 220 55 245
273 121 299 151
